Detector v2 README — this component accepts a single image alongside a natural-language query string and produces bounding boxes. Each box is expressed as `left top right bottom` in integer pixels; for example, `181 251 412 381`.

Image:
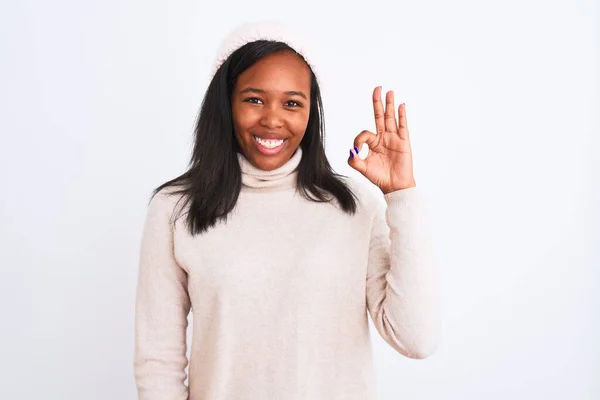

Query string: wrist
381 179 416 195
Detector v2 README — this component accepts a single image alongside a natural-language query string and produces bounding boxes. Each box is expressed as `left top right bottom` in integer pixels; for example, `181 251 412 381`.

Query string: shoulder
338 175 385 217
146 186 187 223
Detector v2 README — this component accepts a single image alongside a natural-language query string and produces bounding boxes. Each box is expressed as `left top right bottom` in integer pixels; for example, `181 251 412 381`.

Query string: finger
348 130 377 175
385 90 398 133
398 103 409 140
372 86 385 135
353 129 378 152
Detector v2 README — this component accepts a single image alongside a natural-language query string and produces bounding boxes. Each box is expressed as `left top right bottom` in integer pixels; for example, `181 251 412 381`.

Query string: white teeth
254 136 284 148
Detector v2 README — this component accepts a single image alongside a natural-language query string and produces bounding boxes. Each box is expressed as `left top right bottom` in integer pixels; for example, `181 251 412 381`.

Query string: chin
244 139 293 170
251 153 287 171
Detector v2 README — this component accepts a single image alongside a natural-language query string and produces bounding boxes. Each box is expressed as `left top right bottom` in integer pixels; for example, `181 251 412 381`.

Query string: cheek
290 110 310 135
232 105 260 133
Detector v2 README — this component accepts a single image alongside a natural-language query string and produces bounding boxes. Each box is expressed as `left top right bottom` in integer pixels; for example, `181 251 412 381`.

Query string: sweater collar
237 147 303 191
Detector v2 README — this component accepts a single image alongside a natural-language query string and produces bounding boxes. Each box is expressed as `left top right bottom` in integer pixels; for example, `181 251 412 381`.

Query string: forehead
235 51 311 90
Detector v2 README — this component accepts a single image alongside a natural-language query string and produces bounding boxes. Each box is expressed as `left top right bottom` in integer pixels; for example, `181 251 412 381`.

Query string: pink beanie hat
210 20 323 81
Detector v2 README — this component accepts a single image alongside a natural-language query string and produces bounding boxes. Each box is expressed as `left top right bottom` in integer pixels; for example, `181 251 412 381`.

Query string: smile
253 135 287 155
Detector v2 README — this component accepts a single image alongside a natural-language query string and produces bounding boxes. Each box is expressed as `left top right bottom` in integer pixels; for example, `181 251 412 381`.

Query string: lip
253 135 287 156
254 134 287 140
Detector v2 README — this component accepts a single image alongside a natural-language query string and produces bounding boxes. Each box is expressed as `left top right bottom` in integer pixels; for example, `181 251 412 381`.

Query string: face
231 50 311 171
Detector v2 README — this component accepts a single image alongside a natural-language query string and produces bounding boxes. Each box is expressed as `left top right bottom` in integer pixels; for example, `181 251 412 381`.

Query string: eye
285 100 302 107
244 97 263 104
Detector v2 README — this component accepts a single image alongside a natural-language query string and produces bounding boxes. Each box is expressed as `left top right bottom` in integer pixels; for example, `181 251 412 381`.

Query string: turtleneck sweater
134 147 441 400
237 146 302 191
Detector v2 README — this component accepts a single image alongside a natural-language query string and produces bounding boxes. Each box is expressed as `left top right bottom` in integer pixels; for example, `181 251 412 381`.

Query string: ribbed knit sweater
133 147 441 399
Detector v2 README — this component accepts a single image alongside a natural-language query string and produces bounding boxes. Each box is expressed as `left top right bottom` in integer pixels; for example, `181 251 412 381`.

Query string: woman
134 21 441 400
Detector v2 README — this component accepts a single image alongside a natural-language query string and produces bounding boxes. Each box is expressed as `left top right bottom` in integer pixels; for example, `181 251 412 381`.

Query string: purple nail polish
349 149 354 158
354 146 359 154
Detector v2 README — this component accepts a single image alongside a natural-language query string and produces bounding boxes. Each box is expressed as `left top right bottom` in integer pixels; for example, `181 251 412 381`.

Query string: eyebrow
239 87 308 100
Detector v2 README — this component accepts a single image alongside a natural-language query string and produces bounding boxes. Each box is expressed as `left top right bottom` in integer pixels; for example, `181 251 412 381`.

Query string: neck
236 147 303 192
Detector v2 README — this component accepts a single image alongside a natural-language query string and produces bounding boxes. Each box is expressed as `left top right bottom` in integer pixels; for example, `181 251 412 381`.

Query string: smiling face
231 50 311 171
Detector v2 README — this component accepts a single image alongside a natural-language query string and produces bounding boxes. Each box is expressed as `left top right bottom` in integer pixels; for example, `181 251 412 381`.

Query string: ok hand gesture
348 86 416 194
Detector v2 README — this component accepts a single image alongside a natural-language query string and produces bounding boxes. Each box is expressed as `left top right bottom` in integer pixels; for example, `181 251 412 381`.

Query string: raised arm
365 187 441 359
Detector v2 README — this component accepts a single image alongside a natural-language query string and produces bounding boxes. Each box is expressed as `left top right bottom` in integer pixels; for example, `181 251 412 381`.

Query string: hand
348 86 416 194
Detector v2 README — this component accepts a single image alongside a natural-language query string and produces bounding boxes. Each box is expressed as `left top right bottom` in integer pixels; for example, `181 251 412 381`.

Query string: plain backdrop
0 0 597 399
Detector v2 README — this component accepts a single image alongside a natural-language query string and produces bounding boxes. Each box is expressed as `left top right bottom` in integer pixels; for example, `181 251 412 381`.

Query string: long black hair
153 40 358 235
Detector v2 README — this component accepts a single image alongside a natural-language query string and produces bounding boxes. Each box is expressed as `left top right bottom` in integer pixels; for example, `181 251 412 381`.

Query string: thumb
348 130 376 175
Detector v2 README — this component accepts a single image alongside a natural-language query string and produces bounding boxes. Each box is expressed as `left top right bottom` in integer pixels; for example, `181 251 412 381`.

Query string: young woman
134 21 441 400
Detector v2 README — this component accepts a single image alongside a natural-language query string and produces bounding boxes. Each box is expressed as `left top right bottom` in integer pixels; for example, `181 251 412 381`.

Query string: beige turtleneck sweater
133 147 441 399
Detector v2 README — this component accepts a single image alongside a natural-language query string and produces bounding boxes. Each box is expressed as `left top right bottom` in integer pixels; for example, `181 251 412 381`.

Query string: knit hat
210 20 323 82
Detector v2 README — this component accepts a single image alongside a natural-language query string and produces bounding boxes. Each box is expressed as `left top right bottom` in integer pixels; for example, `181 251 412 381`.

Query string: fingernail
354 146 359 154
349 149 354 158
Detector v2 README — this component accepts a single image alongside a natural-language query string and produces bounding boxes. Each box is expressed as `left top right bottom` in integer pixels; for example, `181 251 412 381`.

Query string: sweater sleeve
365 186 441 359
134 192 191 399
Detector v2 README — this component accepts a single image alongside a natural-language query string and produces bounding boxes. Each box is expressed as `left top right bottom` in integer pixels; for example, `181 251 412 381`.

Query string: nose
259 104 284 130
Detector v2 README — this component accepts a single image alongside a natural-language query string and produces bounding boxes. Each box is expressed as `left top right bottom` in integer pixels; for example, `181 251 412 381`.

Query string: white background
0 0 597 399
